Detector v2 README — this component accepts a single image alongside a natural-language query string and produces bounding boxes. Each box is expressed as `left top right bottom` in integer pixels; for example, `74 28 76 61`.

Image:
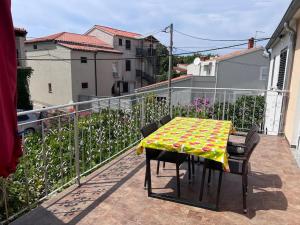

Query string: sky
12 0 292 55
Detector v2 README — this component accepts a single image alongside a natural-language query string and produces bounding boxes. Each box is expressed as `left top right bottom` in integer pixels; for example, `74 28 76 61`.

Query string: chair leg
188 156 191 182
242 173 247 213
156 161 160 175
208 168 212 186
176 164 181 198
191 155 195 176
199 160 207 201
216 170 223 210
146 159 152 196
144 167 147 188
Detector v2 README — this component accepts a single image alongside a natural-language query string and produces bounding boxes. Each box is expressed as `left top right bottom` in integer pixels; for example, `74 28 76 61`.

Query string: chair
141 122 191 198
199 133 260 212
227 124 259 156
160 115 172 126
157 115 172 173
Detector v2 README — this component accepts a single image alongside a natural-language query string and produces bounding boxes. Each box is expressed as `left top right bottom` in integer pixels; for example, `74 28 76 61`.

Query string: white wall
26 42 73 106
265 32 291 135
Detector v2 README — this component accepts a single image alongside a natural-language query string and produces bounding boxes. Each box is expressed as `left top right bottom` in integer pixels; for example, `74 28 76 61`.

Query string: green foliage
17 68 33 110
0 94 265 222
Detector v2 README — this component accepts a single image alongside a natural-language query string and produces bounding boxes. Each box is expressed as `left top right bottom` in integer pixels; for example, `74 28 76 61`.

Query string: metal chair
227 124 259 156
160 115 172 126
199 133 260 212
141 122 191 198
157 115 172 174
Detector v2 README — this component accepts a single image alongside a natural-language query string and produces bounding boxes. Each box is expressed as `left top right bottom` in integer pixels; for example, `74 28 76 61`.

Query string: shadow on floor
148 162 287 219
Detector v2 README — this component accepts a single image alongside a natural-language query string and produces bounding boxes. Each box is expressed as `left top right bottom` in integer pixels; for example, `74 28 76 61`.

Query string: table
137 117 233 209
137 117 232 171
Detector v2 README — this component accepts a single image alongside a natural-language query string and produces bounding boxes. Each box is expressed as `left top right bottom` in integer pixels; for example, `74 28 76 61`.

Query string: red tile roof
93 25 143 39
25 32 121 53
136 75 192 92
213 47 264 62
58 43 122 53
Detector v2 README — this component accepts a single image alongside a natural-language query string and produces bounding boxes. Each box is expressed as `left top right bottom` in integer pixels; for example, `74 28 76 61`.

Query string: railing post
170 88 173 118
222 90 226 120
41 122 49 196
1 177 9 220
141 96 145 127
74 105 81 186
22 133 30 209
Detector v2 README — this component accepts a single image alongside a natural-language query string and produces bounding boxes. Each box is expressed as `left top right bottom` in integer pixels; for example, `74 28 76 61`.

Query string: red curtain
0 0 22 177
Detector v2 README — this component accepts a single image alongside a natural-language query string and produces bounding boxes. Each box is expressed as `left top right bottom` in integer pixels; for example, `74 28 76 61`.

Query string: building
173 64 188 74
15 27 27 67
85 25 159 88
137 43 269 94
25 32 123 106
186 43 269 90
264 0 300 149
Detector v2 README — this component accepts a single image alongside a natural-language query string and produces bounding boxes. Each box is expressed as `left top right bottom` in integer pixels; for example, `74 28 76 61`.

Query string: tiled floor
12 135 300 225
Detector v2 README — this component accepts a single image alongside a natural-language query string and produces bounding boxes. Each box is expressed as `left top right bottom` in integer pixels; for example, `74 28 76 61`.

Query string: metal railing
0 87 289 223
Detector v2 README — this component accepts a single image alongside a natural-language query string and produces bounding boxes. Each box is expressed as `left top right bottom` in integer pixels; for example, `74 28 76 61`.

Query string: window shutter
277 50 287 90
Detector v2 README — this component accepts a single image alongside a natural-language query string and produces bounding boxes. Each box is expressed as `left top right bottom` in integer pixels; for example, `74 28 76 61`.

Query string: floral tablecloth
137 117 232 171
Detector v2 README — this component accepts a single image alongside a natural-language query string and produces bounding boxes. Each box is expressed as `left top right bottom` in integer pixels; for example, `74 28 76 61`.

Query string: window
81 82 88 89
112 62 118 77
119 38 123 46
277 50 287 90
126 60 131 71
260 67 269 81
81 57 87 63
33 44 37 49
17 115 29 122
48 83 52 93
125 40 131 50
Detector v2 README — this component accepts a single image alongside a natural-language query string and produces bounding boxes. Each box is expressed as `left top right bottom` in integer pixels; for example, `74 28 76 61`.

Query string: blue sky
12 0 292 54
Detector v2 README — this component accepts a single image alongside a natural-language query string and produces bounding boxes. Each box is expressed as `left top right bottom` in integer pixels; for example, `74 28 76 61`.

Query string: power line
174 29 271 42
19 39 266 61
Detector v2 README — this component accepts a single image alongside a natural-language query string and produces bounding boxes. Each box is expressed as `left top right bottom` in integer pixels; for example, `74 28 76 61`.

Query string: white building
264 0 300 149
85 25 159 88
25 32 123 106
186 44 269 90
15 27 27 68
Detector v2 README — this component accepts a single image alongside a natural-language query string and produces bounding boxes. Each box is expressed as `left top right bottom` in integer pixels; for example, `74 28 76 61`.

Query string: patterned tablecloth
137 117 232 171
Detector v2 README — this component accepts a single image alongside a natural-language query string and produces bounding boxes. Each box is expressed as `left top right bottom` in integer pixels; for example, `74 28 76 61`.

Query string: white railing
0 87 289 223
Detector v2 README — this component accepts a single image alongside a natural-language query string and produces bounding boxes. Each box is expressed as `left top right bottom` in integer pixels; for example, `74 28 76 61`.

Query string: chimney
248 37 255 49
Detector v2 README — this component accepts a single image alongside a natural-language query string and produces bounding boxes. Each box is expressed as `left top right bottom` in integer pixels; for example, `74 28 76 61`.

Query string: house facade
186 45 269 90
25 32 123 106
85 25 159 89
265 0 300 149
137 44 269 98
15 27 27 67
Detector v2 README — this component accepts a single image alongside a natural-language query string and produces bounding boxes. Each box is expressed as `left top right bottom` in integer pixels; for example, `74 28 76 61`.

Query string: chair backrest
141 122 158 138
244 132 260 161
160 115 172 126
245 124 259 143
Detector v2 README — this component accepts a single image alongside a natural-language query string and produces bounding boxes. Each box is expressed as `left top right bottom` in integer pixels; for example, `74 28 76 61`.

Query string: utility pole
167 23 173 114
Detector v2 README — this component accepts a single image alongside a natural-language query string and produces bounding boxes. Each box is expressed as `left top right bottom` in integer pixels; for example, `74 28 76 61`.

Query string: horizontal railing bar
18 88 170 116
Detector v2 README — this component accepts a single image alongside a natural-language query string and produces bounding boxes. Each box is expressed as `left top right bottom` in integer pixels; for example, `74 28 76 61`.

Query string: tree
17 67 33 110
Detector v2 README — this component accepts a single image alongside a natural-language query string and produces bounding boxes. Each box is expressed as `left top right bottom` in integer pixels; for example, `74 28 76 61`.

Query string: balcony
136 69 155 84
136 48 157 57
1 87 297 225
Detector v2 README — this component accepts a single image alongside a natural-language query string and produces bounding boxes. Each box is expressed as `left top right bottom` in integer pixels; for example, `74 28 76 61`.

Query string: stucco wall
284 20 300 146
16 36 26 67
26 43 73 106
87 29 114 46
216 49 269 89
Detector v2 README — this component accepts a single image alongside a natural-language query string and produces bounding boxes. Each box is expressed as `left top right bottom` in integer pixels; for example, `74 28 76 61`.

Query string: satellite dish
193 57 201 66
